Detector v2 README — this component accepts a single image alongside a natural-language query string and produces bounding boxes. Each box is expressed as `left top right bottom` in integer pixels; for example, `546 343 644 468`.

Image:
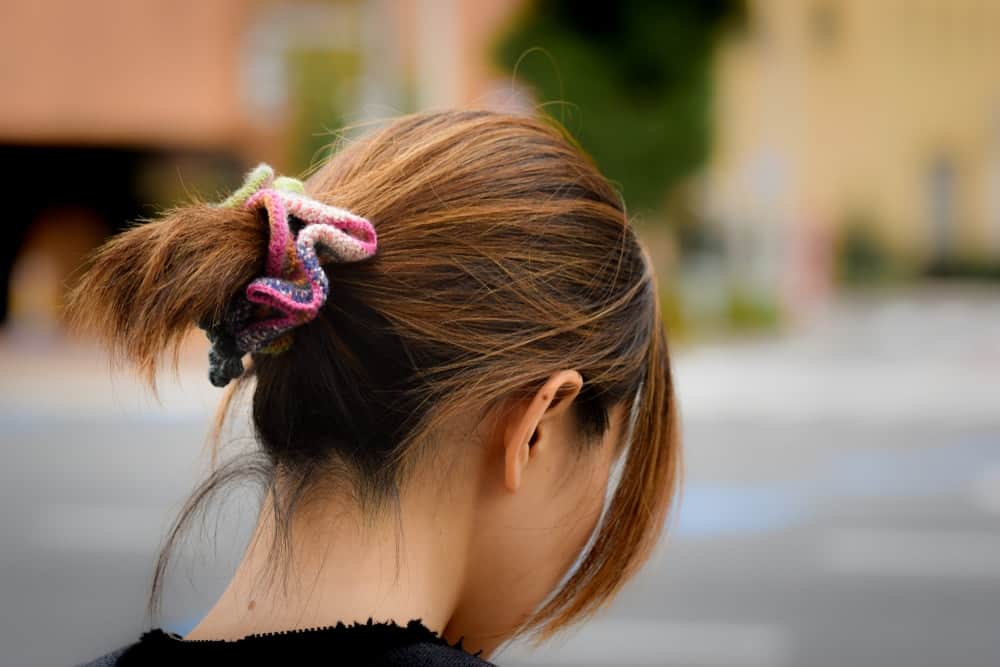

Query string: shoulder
72 644 133 667
73 641 494 667
72 621 496 667
377 640 496 666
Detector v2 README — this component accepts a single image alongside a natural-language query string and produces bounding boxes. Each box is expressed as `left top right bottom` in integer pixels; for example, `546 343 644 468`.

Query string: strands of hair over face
63 109 681 644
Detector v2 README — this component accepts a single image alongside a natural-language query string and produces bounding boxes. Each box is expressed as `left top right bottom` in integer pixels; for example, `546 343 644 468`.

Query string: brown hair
63 109 681 644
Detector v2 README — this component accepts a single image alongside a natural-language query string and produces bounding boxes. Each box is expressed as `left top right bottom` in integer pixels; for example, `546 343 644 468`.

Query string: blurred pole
414 0 460 109
359 0 404 118
989 104 1000 257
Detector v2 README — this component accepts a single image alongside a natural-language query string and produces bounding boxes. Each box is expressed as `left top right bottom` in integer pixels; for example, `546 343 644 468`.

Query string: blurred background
1 1 998 665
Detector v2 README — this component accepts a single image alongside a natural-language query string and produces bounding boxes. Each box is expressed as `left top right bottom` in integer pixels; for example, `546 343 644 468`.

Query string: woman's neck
183 483 470 645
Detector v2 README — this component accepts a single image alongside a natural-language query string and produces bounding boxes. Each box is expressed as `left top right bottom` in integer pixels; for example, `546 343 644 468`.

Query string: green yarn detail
272 176 306 194
217 164 306 209
219 163 274 209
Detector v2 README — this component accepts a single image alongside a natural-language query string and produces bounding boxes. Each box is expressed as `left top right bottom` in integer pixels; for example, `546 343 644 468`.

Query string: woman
69 109 680 666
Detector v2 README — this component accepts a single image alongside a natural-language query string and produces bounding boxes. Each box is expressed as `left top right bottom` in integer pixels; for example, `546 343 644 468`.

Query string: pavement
1 284 998 667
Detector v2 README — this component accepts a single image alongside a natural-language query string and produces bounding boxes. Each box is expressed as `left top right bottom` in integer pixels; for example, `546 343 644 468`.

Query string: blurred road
2 285 998 667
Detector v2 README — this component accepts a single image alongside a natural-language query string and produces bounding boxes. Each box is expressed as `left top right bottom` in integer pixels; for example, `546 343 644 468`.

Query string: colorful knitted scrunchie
197 163 378 387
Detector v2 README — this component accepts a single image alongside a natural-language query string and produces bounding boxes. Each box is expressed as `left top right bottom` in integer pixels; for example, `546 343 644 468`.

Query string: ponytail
63 203 265 390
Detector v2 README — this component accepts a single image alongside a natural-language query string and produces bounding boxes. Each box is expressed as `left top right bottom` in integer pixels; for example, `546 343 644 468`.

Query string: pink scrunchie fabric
198 164 378 387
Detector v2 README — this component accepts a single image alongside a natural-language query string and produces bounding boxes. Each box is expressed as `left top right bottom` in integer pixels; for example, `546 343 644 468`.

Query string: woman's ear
502 370 584 492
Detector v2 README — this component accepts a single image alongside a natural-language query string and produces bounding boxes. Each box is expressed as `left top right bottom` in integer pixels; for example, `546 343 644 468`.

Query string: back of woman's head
64 109 680 642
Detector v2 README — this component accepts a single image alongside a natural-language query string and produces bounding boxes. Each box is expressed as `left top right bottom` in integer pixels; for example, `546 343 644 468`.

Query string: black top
74 618 495 667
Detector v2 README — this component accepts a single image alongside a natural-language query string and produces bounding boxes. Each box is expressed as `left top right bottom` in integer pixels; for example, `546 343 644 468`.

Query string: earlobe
503 394 539 492
504 425 531 492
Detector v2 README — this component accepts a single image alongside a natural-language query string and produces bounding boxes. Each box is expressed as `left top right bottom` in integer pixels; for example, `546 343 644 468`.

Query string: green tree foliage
493 0 745 216
287 48 360 172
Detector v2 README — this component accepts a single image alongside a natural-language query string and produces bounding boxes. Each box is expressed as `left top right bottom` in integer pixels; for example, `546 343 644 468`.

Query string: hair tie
197 163 378 387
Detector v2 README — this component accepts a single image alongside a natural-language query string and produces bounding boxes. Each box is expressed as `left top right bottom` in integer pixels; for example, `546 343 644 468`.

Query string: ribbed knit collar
111 617 490 666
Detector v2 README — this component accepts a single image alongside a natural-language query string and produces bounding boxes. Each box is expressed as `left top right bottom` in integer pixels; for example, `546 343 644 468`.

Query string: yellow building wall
708 0 1000 264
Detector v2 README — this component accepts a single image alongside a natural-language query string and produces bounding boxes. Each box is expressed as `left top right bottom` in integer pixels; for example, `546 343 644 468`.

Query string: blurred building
0 0 525 328
0 0 274 329
705 0 1000 311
